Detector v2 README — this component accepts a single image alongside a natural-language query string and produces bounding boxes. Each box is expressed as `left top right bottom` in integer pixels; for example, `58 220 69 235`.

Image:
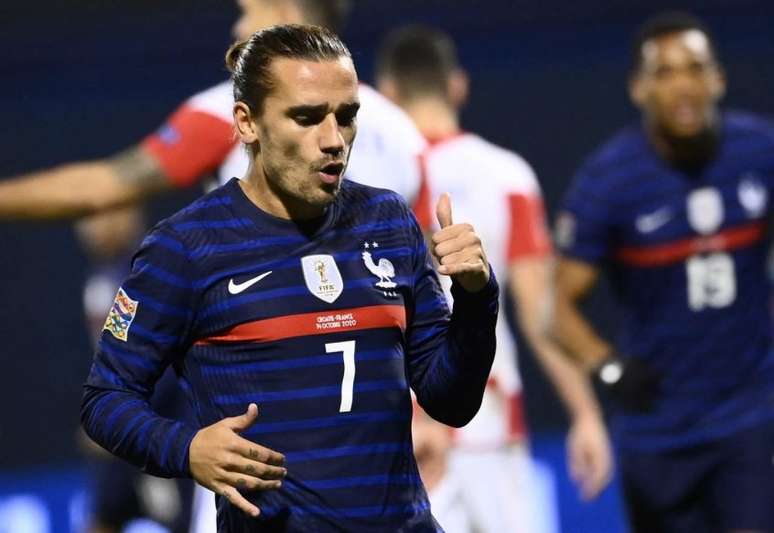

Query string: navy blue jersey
559 111 774 451
81 178 498 531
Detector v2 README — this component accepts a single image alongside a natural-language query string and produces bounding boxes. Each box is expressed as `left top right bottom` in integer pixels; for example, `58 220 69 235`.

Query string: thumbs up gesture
432 193 490 292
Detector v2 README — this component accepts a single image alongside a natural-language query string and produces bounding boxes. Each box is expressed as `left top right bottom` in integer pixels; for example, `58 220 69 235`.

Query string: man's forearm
415 274 499 427
0 162 120 219
553 296 612 371
529 334 602 420
81 384 198 478
0 148 167 220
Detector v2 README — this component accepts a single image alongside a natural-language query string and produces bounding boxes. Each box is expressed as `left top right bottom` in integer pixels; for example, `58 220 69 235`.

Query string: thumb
435 192 453 229
228 403 259 431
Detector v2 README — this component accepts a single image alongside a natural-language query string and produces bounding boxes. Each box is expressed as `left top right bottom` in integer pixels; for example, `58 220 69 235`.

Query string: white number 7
326 340 356 413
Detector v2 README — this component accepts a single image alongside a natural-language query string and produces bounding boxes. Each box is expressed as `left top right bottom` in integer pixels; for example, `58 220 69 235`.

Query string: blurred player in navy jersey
377 25 611 532
553 11 774 533
81 24 498 532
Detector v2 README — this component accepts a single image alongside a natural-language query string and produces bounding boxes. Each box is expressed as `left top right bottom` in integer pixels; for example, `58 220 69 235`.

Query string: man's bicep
508 257 552 332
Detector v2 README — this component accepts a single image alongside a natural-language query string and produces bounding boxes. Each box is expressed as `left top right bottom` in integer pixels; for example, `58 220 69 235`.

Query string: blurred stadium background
0 0 772 531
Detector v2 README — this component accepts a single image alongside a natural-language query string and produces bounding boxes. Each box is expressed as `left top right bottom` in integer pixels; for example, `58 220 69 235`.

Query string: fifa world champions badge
103 287 139 342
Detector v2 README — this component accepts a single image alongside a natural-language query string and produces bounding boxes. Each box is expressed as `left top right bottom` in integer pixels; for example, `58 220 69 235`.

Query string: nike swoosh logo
635 207 672 233
228 271 273 295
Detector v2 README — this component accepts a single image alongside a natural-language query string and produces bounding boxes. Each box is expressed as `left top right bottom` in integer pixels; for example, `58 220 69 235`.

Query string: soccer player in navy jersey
81 24 498 532
553 11 774 533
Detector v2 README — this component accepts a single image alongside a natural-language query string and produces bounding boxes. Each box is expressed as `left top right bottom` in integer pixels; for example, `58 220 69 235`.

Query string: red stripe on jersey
412 153 433 231
615 221 766 267
195 305 406 345
141 104 236 188
507 193 553 260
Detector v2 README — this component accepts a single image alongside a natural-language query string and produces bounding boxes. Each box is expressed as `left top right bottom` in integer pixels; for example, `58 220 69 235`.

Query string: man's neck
240 164 327 222
401 98 460 141
645 115 720 171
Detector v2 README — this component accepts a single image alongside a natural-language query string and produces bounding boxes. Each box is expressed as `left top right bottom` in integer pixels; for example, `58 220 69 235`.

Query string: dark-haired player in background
554 11 774 532
82 24 497 531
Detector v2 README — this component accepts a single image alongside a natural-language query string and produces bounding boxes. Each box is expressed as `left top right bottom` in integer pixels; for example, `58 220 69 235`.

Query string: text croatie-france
315 312 357 330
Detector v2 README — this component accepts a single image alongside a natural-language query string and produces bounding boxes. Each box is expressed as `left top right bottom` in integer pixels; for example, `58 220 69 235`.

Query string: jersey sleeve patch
103 287 139 342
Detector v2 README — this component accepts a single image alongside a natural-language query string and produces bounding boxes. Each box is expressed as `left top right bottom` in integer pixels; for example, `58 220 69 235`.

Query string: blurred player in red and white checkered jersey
0 0 425 220
376 25 614 532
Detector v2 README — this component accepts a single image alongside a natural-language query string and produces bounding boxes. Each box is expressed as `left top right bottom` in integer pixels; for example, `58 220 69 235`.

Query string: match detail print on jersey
195 305 407 345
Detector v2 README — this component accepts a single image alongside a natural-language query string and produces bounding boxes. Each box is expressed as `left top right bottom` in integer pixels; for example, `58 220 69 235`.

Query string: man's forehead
641 29 713 66
268 56 359 105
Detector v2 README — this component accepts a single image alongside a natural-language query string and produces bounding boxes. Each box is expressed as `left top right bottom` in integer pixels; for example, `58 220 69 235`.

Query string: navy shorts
618 419 774 533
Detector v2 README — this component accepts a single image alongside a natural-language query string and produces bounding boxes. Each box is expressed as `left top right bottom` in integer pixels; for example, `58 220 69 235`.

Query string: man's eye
337 112 357 126
295 115 318 126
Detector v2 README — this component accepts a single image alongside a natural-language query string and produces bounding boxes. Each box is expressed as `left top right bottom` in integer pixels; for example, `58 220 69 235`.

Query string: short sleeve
506 192 552 260
140 103 237 188
556 168 615 264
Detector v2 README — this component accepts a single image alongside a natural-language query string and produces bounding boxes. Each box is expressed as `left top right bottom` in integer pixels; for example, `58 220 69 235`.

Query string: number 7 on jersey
326 340 356 412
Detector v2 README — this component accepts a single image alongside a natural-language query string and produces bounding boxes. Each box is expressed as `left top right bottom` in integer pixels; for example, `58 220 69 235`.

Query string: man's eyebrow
336 102 360 114
285 104 328 116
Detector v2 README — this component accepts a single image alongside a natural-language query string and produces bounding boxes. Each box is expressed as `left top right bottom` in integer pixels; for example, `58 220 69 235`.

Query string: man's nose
319 114 345 155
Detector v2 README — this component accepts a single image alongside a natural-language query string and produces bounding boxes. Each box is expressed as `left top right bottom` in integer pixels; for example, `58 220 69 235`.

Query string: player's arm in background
550 165 616 370
0 147 166 220
505 190 612 500
552 255 612 369
0 87 236 220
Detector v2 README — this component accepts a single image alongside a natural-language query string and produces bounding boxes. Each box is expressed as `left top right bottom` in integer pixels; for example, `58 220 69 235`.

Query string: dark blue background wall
1 0 772 469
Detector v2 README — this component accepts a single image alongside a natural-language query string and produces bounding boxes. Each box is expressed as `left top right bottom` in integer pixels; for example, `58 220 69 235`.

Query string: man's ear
377 76 399 104
710 66 726 102
234 101 261 152
628 75 646 109
448 68 469 109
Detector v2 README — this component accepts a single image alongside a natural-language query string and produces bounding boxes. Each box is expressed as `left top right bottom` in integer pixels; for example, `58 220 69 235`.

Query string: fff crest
301 254 343 303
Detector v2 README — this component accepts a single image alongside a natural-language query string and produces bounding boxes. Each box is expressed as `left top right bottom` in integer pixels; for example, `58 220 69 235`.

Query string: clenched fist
431 193 490 292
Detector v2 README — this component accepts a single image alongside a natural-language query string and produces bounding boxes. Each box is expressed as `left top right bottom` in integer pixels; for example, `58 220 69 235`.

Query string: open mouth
318 162 345 184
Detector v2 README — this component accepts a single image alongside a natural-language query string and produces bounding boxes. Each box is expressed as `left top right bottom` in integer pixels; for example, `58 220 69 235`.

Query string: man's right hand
189 403 287 517
567 412 613 501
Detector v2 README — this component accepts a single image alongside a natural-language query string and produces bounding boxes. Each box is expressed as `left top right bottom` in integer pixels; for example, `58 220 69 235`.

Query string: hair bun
225 39 248 73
